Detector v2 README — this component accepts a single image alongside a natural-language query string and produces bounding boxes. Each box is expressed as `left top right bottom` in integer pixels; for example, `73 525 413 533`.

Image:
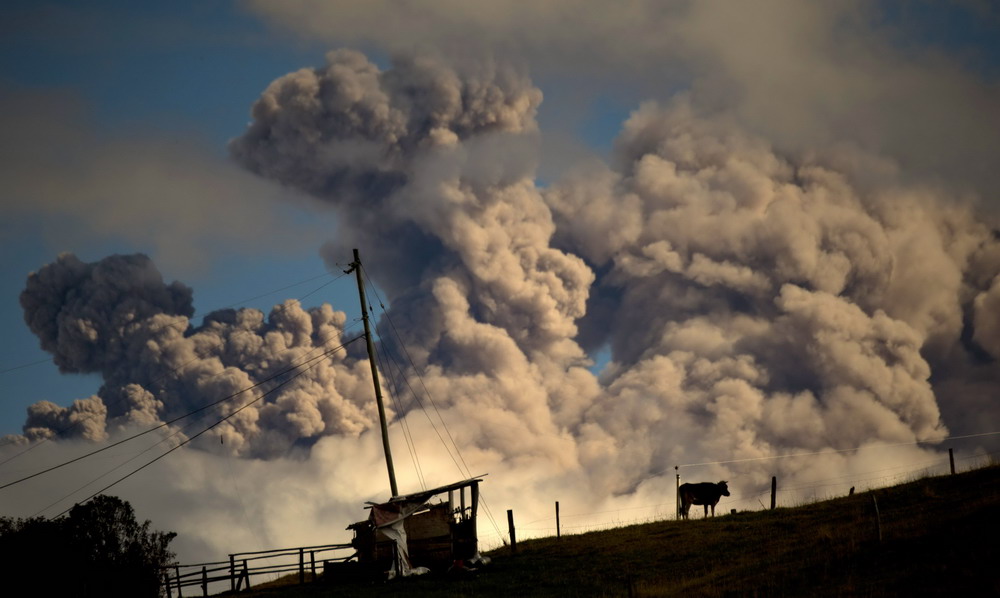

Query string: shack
347 477 485 577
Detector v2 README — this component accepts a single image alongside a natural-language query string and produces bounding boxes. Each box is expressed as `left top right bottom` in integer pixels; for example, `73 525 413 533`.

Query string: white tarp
370 499 431 578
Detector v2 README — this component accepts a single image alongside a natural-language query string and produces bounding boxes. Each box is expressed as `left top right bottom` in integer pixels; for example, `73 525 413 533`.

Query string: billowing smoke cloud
230 50 594 469
245 1 1000 197
545 99 1000 494
14 252 380 457
6 43 1000 565
226 49 1000 502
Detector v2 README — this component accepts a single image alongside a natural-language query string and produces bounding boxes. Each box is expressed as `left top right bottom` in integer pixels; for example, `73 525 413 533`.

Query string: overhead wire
34 419 194 517
373 332 427 491
0 333 364 492
360 267 468 476
672 430 1000 470
48 336 360 518
354 265 427 490
361 265 505 541
0 269 351 461
0 357 53 375
0 269 349 377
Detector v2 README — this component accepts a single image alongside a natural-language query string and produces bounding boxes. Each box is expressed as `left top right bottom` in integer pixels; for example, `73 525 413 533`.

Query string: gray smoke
227 49 1000 503
15 253 380 457
20 253 195 375
546 99 1000 492
246 1 1000 197
8 44 1000 562
229 51 593 468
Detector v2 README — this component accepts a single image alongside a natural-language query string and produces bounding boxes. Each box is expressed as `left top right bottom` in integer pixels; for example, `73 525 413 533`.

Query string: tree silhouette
1 495 175 597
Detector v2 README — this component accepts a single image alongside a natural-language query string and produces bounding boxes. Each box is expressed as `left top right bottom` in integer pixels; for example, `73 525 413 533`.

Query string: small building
347 477 484 577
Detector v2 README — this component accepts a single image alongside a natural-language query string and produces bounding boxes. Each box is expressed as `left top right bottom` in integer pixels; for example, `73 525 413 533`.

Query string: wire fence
475 448 998 550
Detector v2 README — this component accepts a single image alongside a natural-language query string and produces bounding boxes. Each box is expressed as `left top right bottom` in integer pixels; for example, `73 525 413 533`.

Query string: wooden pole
872 495 883 543
229 555 236 593
471 481 480 545
176 565 183 598
675 467 680 520
163 570 173 598
556 501 561 539
507 509 517 554
201 566 208 597
770 476 777 510
311 550 316 581
949 448 956 474
351 248 398 497
299 547 305 585
243 560 250 590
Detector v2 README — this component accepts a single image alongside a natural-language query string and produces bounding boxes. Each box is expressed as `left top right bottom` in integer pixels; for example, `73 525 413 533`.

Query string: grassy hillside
219 464 1000 597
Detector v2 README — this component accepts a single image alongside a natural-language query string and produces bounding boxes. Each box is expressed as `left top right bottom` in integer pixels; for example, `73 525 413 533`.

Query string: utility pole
349 249 398 497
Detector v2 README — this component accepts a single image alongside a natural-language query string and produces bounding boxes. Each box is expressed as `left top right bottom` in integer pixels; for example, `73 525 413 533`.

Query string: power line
0 357 53 374
0 335 364 492
50 345 337 519
33 422 193 518
361 266 469 478
673 431 1000 470
0 270 352 460
361 266 505 541
374 338 426 491
0 269 348 377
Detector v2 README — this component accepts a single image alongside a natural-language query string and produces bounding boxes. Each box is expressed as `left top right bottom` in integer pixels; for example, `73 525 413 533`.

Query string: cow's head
718 481 730 496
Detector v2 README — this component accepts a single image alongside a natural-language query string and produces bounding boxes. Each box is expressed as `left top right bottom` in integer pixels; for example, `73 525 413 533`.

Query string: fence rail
162 542 355 597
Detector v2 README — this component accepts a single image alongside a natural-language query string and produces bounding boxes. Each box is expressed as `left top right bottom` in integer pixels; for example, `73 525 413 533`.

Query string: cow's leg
703 505 709 518
710 504 715 517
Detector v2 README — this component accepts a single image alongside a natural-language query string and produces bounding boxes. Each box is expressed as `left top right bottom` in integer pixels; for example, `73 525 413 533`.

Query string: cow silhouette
679 481 730 519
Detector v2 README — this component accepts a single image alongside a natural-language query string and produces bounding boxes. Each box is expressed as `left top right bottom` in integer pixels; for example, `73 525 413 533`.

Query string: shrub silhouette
1 495 175 597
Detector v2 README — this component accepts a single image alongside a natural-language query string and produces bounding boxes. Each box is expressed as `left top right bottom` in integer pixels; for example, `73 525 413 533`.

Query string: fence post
675 467 680 519
949 448 956 474
201 566 208 597
299 547 305 584
175 565 183 598
311 550 316 581
770 476 777 510
243 559 250 590
507 509 517 554
556 501 561 539
230 554 236 593
872 495 883 544
163 570 173 598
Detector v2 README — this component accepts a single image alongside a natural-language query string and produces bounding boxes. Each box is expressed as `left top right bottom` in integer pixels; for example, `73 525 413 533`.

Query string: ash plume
7 40 1000 563
14 253 380 457
546 99 1000 490
228 49 1000 501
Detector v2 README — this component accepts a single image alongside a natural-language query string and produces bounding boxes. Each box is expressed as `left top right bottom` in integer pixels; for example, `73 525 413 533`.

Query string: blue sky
0 2 335 435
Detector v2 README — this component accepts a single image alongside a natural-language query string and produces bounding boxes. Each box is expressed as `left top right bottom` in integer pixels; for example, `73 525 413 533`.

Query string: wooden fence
162 542 355 597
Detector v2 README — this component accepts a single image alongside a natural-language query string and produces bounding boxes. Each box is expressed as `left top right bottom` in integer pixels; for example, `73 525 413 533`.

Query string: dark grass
213 464 1000 597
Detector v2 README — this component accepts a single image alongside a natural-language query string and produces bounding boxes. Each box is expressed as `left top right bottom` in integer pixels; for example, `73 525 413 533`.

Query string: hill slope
225 464 1000 597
